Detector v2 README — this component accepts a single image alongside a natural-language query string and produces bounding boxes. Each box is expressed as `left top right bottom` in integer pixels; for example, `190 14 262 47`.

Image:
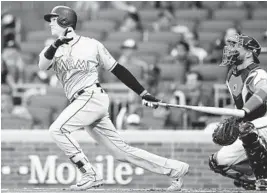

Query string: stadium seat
259 54 267 69
158 63 185 82
198 31 221 46
202 1 222 9
141 107 165 130
26 30 53 42
107 31 143 42
20 42 45 55
24 65 40 83
252 8 267 20
133 54 158 64
241 31 264 41
175 9 209 21
46 87 65 96
198 20 235 33
28 106 52 128
191 64 228 82
241 20 267 32
139 9 159 22
102 41 121 54
175 19 197 31
1 114 33 129
97 9 126 22
81 20 117 33
76 30 104 41
136 42 169 56
28 95 68 115
148 32 178 44
213 9 248 21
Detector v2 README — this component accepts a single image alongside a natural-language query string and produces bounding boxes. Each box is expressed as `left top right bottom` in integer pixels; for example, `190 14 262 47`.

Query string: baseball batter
209 34 267 190
38 6 189 191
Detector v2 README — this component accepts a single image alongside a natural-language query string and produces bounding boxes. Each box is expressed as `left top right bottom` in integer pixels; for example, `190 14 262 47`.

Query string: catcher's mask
220 34 261 66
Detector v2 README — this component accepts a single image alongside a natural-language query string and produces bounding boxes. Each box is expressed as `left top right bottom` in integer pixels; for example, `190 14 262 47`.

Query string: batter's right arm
38 49 53 70
39 28 73 70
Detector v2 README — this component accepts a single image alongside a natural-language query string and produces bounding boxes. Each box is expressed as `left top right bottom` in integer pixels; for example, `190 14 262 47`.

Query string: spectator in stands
165 71 204 129
119 10 143 32
1 58 15 90
152 9 174 32
2 40 25 84
30 70 50 84
111 1 137 13
1 92 32 120
73 1 100 20
143 64 161 96
1 11 21 49
184 31 208 64
118 39 148 77
162 40 198 83
203 40 224 64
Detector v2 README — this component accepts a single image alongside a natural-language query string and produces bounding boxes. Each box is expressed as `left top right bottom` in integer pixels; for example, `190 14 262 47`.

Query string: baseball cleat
233 179 256 190
167 178 184 191
70 173 103 191
255 179 267 191
167 162 189 191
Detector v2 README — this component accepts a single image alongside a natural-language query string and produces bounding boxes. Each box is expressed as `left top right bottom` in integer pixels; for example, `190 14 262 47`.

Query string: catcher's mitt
212 116 241 146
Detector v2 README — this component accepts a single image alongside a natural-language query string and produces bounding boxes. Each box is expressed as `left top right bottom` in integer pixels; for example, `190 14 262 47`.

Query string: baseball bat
156 102 245 118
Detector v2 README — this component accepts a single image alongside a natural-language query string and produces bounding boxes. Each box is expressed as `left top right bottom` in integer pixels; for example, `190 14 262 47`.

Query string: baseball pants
49 84 188 178
216 123 267 166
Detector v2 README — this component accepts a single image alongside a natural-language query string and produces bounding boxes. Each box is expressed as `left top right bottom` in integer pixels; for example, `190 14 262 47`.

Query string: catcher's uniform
39 36 188 178
216 63 267 166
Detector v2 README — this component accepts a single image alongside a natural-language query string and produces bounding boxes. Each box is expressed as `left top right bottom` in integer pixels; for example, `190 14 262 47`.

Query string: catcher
209 34 267 191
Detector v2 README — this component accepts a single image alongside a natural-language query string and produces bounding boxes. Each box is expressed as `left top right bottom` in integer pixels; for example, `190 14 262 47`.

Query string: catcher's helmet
44 6 77 30
220 34 261 66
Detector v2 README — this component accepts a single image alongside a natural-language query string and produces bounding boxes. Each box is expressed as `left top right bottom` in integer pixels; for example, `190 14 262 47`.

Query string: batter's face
49 16 65 36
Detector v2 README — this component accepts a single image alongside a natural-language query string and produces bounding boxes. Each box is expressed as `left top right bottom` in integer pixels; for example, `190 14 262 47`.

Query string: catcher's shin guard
239 122 267 180
209 153 256 190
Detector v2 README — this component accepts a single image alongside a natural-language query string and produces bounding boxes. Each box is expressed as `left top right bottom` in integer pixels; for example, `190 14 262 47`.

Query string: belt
70 83 103 103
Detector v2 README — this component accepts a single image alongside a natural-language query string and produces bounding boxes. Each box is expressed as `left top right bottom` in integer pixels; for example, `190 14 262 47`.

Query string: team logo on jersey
53 56 98 73
233 84 237 91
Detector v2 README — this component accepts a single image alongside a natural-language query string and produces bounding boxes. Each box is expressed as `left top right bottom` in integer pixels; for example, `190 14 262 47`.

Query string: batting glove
53 28 73 48
142 93 161 109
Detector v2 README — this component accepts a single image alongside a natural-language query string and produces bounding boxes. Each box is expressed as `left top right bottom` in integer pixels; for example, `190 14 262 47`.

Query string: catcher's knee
239 122 267 179
209 153 227 174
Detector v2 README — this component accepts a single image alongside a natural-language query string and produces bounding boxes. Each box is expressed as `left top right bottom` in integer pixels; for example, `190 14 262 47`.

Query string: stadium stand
175 9 209 21
213 9 248 21
2 1 267 130
198 20 235 33
1 114 33 129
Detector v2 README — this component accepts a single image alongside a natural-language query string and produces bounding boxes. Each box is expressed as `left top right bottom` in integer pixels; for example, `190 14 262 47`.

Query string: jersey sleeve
247 69 267 92
96 41 117 71
39 46 54 70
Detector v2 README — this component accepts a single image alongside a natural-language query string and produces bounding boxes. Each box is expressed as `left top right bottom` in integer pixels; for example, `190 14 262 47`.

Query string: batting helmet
44 6 77 30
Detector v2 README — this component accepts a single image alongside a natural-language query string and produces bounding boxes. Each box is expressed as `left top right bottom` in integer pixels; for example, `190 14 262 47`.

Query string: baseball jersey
226 63 267 121
40 36 117 99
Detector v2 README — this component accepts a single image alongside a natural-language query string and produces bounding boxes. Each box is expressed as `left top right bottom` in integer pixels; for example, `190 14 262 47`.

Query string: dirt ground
1 188 260 193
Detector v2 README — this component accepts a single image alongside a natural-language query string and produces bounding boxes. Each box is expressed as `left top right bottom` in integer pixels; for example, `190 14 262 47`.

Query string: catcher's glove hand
212 116 241 146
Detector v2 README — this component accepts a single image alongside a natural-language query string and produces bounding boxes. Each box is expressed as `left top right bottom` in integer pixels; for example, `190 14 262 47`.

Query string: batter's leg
85 115 189 190
49 92 109 190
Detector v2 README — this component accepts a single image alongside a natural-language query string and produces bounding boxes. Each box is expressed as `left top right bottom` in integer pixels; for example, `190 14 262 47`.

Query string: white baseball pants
49 85 188 178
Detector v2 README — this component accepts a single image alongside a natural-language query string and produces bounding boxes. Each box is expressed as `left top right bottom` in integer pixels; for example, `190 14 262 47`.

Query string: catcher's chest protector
226 64 266 120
